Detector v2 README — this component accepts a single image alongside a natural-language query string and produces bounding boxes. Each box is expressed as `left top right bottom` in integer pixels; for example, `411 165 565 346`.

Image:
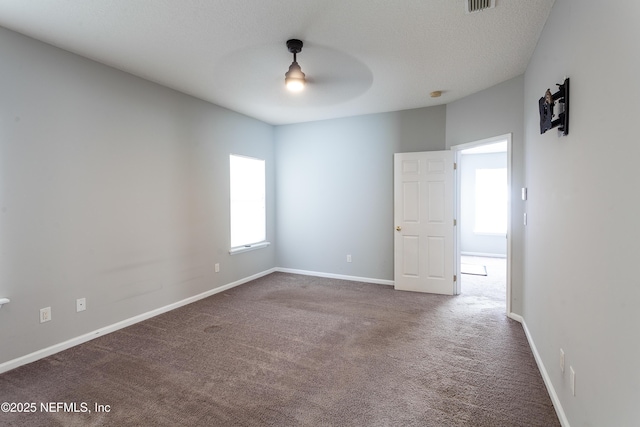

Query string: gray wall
0 27 276 365
460 152 507 256
275 107 446 280
445 75 525 315
523 0 639 424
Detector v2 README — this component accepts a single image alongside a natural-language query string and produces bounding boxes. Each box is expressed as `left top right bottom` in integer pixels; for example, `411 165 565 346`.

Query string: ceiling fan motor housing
286 39 303 54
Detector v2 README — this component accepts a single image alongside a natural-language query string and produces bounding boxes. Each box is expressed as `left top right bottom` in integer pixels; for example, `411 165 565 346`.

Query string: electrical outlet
40 307 51 323
560 348 565 373
346 254 352 263
76 298 86 312
214 263 220 273
570 366 576 396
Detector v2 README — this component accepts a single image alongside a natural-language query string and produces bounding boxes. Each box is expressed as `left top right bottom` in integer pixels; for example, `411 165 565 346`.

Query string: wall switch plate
560 348 565 373
40 307 51 323
214 263 220 273
76 298 86 312
570 366 576 396
346 254 352 263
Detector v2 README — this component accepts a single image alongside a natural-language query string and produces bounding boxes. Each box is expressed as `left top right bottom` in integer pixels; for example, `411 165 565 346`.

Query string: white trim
276 267 394 286
521 319 570 427
507 312 523 323
451 133 513 316
229 241 271 255
452 134 510 151
0 268 276 375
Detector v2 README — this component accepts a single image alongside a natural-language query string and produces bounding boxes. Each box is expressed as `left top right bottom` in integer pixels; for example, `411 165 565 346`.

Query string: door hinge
453 219 457 226
454 162 457 170
454 274 457 282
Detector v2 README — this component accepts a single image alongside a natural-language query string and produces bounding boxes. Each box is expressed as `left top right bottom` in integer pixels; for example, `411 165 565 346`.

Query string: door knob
396 226 402 231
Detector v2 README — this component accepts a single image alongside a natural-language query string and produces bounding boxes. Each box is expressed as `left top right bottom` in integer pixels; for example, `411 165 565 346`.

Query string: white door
394 151 455 295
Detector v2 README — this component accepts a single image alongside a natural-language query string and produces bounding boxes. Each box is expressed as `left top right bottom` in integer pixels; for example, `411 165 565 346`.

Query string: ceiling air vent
466 0 495 14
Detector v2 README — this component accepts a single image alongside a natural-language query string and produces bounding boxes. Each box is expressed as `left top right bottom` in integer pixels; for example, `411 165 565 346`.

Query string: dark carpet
0 268 559 426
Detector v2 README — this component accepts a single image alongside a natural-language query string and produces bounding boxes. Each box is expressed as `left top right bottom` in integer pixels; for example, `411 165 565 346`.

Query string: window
229 154 267 252
474 168 507 234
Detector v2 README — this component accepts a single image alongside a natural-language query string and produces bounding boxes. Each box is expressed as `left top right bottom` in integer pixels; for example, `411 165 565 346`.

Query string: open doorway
453 135 511 315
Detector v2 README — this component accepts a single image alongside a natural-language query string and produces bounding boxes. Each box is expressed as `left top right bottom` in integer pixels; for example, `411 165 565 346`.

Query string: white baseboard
0 268 276 375
276 267 394 286
507 312 523 323
521 319 570 427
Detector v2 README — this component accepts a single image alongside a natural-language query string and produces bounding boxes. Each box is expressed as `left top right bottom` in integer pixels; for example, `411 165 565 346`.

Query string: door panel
427 237 445 278
402 236 420 276
403 182 420 222
394 151 454 295
427 182 445 222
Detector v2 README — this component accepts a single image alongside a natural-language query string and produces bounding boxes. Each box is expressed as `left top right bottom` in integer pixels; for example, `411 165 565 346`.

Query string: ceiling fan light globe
285 61 306 91
286 79 305 92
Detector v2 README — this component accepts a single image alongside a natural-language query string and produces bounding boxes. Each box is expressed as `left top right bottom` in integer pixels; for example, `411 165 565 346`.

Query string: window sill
229 241 271 255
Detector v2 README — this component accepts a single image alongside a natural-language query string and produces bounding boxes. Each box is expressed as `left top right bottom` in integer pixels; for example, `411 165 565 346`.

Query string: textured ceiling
0 0 555 125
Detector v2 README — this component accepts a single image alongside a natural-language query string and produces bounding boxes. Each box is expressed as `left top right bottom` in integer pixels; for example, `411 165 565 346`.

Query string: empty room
0 1 638 426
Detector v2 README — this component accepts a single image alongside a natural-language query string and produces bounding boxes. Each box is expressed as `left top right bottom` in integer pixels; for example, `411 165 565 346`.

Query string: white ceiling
0 0 555 125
